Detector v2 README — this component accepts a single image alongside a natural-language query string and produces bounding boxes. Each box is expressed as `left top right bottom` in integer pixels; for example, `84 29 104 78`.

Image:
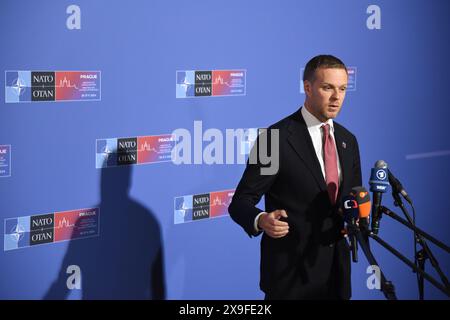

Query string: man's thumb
274 209 287 219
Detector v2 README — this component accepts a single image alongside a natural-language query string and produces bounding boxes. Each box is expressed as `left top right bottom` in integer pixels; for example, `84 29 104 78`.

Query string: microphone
342 195 359 263
350 186 371 232
369 160 390 235
388 169 413 204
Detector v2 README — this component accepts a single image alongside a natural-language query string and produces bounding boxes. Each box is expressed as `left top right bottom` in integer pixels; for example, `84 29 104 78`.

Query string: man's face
304 67 348 122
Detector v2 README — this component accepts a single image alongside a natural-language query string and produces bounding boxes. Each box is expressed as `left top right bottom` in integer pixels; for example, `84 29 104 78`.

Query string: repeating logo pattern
176 70 246 98
5 71 101 103
0 145 11 177
4 207 100 251
96 128 257 168
174 189 234 224
96 134 176 168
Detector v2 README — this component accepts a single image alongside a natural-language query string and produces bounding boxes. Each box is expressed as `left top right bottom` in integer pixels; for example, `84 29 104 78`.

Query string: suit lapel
334 124 351 194
287 109 327 191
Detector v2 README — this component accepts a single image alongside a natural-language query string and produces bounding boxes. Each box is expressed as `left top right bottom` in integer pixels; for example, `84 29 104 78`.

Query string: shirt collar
301 105 334 133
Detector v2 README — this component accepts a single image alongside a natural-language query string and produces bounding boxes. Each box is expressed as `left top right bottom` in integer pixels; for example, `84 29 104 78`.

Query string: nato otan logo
176 70 246 98
4 208 99 251
96 134 175 168
174 189 234 224
5 71 101 103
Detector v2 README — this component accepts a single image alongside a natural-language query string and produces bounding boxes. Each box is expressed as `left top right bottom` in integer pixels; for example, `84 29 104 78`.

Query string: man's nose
331 90 340 100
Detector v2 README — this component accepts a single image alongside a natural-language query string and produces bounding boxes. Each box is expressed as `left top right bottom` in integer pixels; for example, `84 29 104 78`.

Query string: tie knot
322 123 330 136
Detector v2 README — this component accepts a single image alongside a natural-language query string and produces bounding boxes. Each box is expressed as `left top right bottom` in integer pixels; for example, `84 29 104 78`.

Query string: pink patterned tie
322 124 339 205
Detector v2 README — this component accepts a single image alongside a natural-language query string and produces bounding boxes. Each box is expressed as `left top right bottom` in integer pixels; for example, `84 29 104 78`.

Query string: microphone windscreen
375 160 388 169
358 201 371 219
342 195 359 223
351 186 371 219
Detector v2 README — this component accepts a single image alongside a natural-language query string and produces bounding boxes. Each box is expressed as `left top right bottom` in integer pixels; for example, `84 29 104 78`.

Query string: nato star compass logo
11 77 27 96
176 71 195 98
5 71 32 102
4 217 30 251
10 223 26 242
96 138 118 168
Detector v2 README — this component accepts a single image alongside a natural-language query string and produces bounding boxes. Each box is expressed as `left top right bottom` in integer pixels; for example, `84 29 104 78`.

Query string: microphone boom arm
380 205 450 296
380 206 450 253
368 233 450 298
347 224 398 300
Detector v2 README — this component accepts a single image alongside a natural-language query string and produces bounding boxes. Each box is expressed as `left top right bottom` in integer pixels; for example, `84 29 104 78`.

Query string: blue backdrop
1 0 449 300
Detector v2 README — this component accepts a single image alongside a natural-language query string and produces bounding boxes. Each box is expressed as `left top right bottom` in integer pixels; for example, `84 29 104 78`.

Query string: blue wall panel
1 0 449 299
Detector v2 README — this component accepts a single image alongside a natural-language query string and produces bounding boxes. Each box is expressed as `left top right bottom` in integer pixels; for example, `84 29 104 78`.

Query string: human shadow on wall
44 161 165 299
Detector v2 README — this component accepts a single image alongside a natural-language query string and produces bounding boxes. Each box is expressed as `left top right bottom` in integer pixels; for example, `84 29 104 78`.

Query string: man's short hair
303 55 347 82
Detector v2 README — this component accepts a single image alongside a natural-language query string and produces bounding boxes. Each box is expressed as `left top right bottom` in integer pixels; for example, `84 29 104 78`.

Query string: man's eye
340 88 347 92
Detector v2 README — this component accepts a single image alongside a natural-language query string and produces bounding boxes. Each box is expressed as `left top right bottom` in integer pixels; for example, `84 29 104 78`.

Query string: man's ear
303 80 312 97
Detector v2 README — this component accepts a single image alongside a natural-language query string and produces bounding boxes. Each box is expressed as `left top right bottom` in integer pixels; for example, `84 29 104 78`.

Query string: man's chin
326 110 340 119
324 114 337 120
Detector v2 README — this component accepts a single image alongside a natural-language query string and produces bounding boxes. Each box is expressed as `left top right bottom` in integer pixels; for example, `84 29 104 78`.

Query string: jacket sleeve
228 129 279 237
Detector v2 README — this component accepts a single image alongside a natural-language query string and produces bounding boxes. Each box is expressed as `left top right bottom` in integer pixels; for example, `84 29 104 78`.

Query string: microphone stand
380 206 450 253
380 204 450 299
393 193 424 301
368 232 450 298
346 224 397 300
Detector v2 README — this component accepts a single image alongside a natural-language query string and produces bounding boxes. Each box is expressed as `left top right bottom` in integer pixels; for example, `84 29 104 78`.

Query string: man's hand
258 210 289 238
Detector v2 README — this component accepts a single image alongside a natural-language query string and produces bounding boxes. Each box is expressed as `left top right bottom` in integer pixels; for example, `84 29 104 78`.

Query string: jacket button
329 244 334 248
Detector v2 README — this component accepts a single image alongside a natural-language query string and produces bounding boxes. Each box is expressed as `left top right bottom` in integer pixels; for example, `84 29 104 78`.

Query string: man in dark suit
228 55 362 300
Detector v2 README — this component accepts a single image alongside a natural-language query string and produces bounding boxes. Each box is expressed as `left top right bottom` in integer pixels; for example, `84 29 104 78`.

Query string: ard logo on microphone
370 167 389 192
376 169 387 180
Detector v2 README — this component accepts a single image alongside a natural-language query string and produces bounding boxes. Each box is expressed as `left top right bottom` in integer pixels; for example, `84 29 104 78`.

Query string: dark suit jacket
228 107 362 299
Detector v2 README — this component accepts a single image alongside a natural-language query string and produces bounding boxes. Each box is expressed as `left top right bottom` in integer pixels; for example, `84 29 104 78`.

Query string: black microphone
369 160 390 235
342 195 359 263
388 169 413 204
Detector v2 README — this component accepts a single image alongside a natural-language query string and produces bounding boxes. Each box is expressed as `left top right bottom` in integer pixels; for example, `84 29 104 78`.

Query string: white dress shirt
254 106 342 232
301 106 342 183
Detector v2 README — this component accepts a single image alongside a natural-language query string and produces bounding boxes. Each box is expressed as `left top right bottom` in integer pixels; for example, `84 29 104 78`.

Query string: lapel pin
342 142 346 149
